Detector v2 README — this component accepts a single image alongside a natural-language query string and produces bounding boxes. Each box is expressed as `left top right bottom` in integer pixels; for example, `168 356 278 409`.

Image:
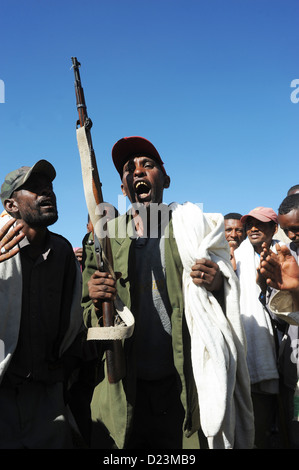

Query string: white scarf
234 237 279 386
171 202 254 449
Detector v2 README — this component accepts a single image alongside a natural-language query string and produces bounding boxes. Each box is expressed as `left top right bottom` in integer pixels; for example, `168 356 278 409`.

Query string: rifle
71 57 126 383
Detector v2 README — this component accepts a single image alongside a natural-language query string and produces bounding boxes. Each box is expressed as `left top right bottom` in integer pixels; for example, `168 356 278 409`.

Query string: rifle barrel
71 57 88 128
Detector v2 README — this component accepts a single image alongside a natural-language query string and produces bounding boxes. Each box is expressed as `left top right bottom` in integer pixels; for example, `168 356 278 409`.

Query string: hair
224 212 242 220
287 184 299 196
279 194 299 215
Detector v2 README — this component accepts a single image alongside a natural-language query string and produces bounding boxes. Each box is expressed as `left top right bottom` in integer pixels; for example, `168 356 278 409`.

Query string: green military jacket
82 213 200 449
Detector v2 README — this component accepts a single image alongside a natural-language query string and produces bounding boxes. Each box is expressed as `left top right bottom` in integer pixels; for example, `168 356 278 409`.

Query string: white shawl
171 202 254 449
0 215 84 384
234 238 279 386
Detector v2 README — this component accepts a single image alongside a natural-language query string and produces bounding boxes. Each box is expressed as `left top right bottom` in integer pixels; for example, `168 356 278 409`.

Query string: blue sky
0 0 298 247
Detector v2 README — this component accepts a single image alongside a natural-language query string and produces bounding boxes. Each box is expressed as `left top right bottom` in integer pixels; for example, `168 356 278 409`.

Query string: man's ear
163 175 171 189
121 183 127 197
274 224 278 235
4 198 19 215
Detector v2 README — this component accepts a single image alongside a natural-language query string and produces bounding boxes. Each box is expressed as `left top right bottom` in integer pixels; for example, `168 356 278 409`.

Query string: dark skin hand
260 242 299 292
190 258 223 292
88 271 121 310
0 217 25 262
260 242 299 310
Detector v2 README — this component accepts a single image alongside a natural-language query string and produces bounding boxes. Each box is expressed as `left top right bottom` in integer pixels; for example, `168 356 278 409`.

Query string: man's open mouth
134 180 151 199
39 198 56 209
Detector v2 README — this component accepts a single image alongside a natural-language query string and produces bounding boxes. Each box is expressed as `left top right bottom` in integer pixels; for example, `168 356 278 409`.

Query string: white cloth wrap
234 238 280 386
171 202 254 449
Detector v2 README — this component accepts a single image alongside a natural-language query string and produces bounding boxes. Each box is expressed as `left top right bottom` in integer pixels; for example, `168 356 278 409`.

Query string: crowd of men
0 137 298 450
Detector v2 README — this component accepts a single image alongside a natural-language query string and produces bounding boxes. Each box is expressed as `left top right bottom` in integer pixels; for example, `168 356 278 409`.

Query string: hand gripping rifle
71 57 133 383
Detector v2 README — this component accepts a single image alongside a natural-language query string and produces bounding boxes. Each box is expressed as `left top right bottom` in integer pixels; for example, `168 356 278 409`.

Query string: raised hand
260 242 299 292
0 218 25 262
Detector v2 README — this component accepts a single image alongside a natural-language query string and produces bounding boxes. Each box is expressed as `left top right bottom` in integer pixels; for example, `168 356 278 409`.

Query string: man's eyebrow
140 155 155 161
124 156 156 168
123 160 134 169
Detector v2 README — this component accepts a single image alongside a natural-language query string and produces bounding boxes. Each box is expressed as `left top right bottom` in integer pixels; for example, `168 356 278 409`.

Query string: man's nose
133 165 145 177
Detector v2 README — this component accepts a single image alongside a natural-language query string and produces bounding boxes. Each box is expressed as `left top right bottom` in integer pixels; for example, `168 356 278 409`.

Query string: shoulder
107 213 132 240
47 231 74 254
0 212 12 228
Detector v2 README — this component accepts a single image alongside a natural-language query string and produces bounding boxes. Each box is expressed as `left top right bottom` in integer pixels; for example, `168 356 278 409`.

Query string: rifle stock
71 57 125 383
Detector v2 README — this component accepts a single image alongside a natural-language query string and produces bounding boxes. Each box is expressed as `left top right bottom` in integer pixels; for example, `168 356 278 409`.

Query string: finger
266 277 278 289
89 284 118 302
0 220 23 242
260 259 272 271
260 261 277 276
0 245 21 261
279 244 292 257
88 278 117 294
261 241 269 249
90 282 116 294
92 270 114 280
92 292 116 303
190 270 205 279
0 218 18 237
0 221 25 260
89 277 117 289
1 231 25 251
191 277 205 286
190 270 216 287
192 260 218 274
260 252 278 270
190 269 208 281
195 258 217 269
10 223 25 236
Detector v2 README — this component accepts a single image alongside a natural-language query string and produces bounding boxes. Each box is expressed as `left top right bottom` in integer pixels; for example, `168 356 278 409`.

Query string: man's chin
45 215 58 227
135 194 151 204
32 214 58 228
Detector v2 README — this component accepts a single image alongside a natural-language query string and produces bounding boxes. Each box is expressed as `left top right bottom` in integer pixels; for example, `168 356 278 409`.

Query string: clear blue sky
1 0 298 247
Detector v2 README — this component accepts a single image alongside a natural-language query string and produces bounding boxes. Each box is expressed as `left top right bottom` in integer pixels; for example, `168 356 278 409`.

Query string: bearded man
0 160 84 448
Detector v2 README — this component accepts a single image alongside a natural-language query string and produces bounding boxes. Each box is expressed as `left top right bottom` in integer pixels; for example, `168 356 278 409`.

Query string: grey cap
0 159 56 205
